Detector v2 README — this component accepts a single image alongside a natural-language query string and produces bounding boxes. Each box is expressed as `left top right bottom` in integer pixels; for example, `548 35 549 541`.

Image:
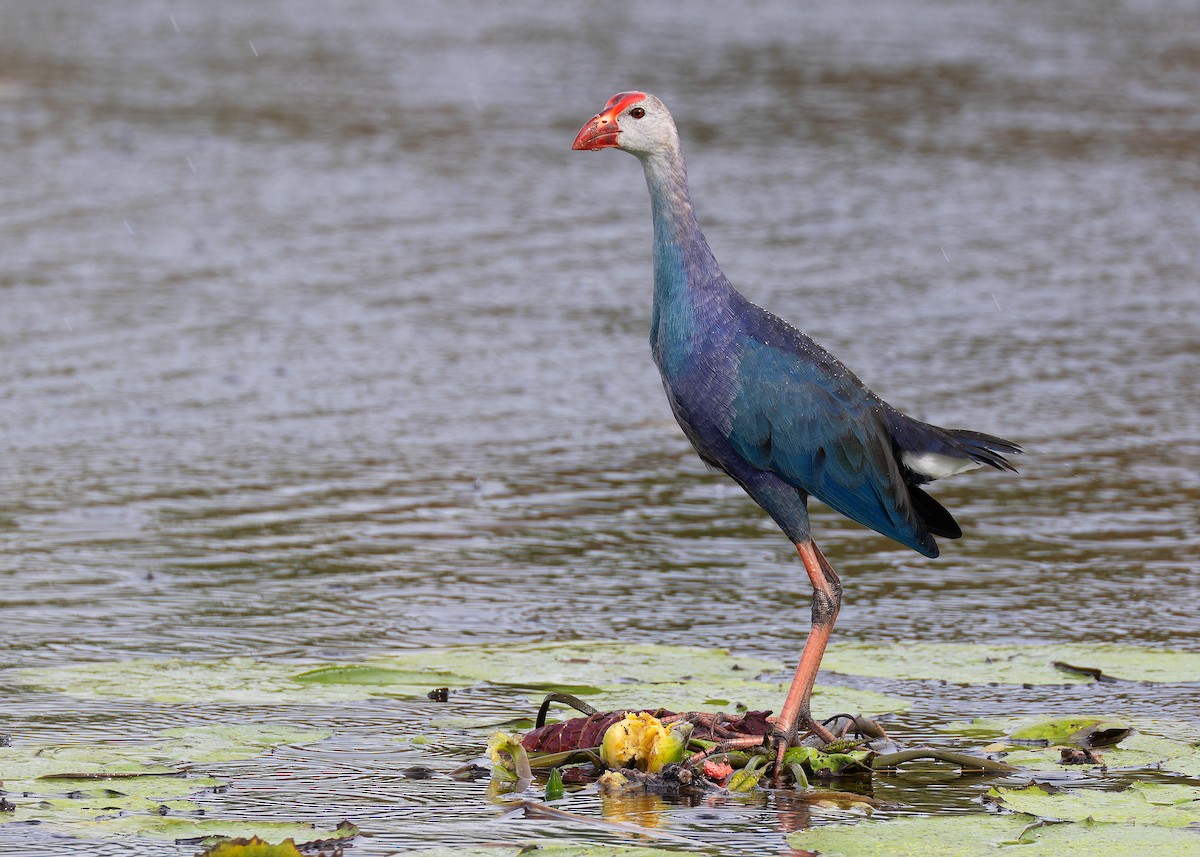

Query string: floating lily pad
821 643 1200 685
573 679 908 719
7 794 201 824
1 743 182 782
4 796 355 848
1008 717 1132 747
16 643 786 706
340 644 907 728
1002 735 1200 777
992 782 1200 827
12 657 398 705
292 664 468 687
0 723 327 787
154 724 330 763
408 844 691 857
1 723 332 840
366 641 785 689
939 716 1200 777
372 642 906 718
8 772 225 800
45 816 358 845
788 813 1200 856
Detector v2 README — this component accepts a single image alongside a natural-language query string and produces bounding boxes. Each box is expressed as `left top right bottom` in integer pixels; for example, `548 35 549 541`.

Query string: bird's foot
770 714 891 787
771 715 837 752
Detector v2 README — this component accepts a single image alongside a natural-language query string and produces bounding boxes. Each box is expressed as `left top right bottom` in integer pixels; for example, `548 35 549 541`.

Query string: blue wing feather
724 306 940 557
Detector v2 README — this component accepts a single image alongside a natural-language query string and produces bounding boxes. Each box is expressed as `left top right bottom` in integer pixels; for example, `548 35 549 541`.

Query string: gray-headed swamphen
572 92 1022 759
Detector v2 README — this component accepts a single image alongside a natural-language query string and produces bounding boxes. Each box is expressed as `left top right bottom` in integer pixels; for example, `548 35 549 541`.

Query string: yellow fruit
600 712 690 773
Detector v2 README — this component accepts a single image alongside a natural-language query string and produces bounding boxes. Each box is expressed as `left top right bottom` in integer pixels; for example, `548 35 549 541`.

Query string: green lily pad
7 773 225 800
292 664 467 687
367 641 784 689
408 844 692 857
821 642 1200 685
940 717 1200 777
992 782 1200 827
573 679 908 719
153 724 330 763
1008 717 1132 747
1002 735 1200 777
0 723 327 785
42 815 358 845
381 642 905 718
16 643 787 706
1 723 332 840
7 794 200 821
12 657 404 704
788 814 1200 856
1 744 182 782
16 642 907 742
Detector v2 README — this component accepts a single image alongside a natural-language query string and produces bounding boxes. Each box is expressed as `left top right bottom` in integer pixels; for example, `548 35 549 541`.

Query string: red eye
629 107 646 119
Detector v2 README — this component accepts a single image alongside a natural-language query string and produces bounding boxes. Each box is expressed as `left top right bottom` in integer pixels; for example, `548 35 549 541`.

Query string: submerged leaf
3 813 358 846
1 724 324 796
18 643 783 706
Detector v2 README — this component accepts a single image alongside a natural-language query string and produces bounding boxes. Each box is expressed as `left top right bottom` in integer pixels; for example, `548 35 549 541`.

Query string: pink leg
773 539 843 748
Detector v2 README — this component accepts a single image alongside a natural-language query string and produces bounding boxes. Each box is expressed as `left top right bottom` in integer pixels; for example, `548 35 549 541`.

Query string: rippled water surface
2 1 1199 854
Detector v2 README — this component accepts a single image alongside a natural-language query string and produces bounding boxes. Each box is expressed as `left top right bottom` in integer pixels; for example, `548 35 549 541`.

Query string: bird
571 92 1021 757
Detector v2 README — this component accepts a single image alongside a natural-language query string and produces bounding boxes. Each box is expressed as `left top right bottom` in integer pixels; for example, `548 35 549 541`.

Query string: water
2 0 1198 853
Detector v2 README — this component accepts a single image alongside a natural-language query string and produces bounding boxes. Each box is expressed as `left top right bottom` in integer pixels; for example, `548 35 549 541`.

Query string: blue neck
641 150 727 373
642 150 716 301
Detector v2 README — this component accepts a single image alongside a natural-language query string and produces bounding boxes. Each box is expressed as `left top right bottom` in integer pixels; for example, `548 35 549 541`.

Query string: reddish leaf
522 708 775 754
522 712 632 753
719 711 774 737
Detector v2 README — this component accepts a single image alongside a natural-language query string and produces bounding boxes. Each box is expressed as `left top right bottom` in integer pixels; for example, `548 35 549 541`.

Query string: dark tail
908 484 963 539
886 408 1024 479
944 428 1023 473
887 414 1022 544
